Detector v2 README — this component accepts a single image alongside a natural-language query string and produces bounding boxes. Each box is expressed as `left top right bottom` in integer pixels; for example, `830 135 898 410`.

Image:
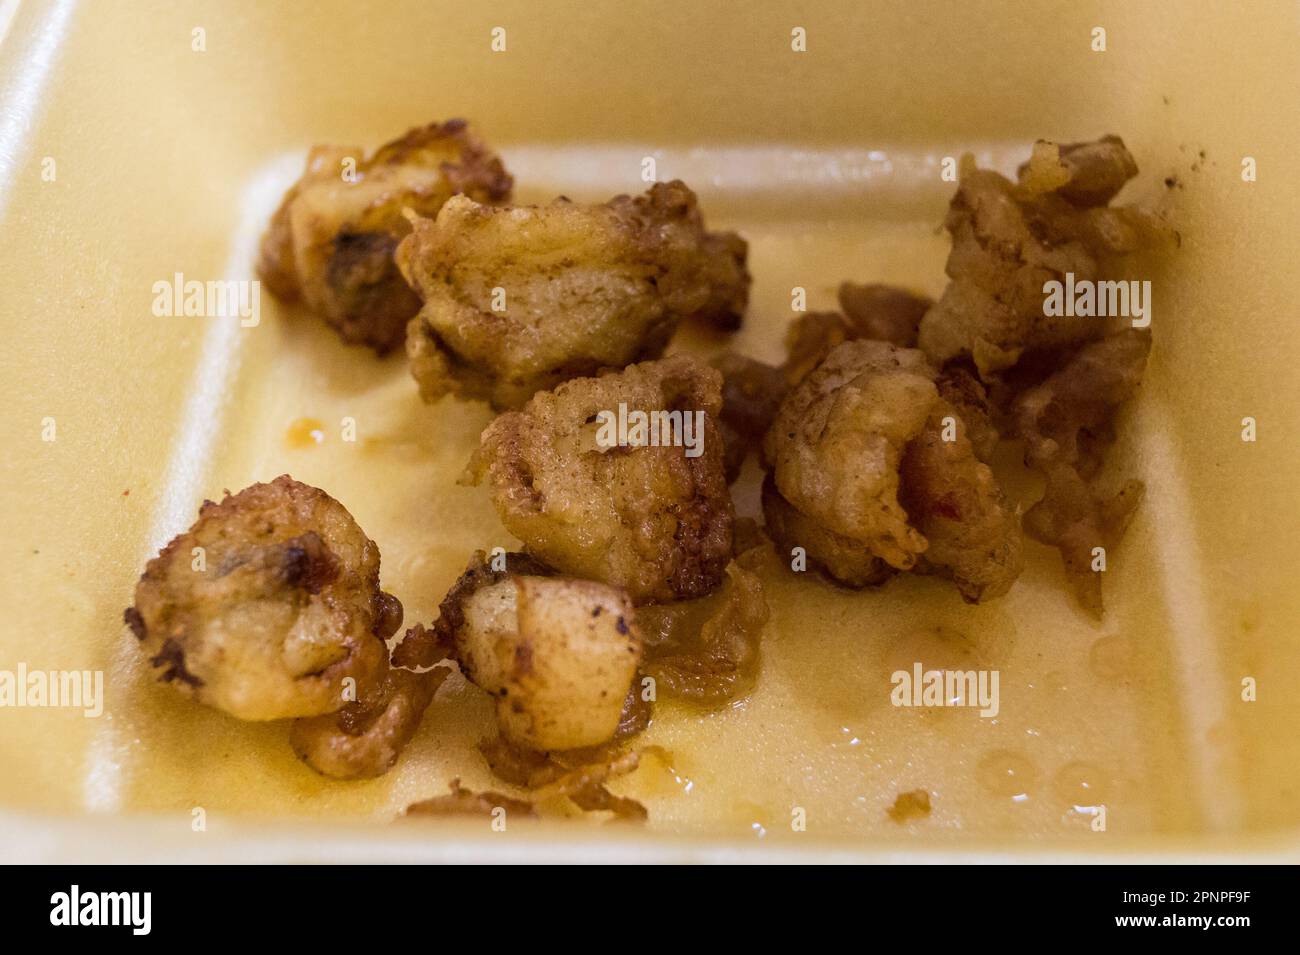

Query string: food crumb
887 789 932 823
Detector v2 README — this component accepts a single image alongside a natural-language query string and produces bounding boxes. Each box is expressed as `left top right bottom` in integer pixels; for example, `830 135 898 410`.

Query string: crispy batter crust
127 475 398 721
471 355 734 603
477 737 649 821
764 340 938 570
290 623 452 779
398 180 749 409
917 136 1171 376
712 352 788 483
762 340 1022 600
258 119 512 353
1025 467 1145 617
1013 330 1152 615
1014 329 1151 476
784 286 933 386
899 403 1024 602
426 551 654 818
761 474 894 588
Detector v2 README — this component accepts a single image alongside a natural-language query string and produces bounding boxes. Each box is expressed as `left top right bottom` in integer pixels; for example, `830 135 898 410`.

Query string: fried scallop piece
935 361 1000 463
711 352 788 483
763 340 937 571
899 403 1024 602
761 475 893 587
398 180 749 409
434 552 643 752
1014 329 1152 476
762 341 1021 599
1016 135 1139 207
258 120 512 353
470 355 734 603
1024 467 1145 617
1013 330 1152 615
695 231 753 331
782 285 932 387
635 549 770 706
918 136 1171 377
836 282 932 349
125 476 399 721
289 623 451 779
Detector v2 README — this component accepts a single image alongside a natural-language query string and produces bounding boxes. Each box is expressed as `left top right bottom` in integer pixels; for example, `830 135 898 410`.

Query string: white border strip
1135 397 1240 831
0 0 78 223
82 154 302 812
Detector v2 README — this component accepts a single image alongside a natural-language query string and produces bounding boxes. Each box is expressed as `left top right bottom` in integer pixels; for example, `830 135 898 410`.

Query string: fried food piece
918 136 1171 376
784 286 931 386
1014 329 1151 476
1013 330 1152 614
1016 135 1138 207
1024 467 1144 617
125 476 398 721
459 577 642 751
406 778 538 820
636 549 770 705
290 624 451 779
935 361 1000 462
398 180 749 409
478 736 649 821
837 282 932 349
762 341 1021 599
887 789 932 823
258 120 512 353
899 403 1024 602
435 551 655 816
783 284 932 388
711 352 788 482
764 340 937 570
470 355 734 603
783 312 849 387
694 231 753 331
761 475 894 587
434 552 643 751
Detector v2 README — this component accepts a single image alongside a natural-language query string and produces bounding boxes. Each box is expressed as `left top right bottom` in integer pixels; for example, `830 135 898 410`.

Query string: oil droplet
734 799 771 838
635 747 694 797
1053 761 1109 809
286 417 326 448
1089 636 1133 682
977 749 1038 799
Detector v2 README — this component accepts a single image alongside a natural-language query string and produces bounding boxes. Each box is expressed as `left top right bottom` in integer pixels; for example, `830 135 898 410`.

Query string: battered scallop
785 284 933 384
258 119 512 353
399 180 750 409
125 476 400 721
762 340 1022 601
470 355 734 603
289 623 452 779
433 552 643 752
1012 329 1152 615
918 135 1173 376
711 351 788 483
